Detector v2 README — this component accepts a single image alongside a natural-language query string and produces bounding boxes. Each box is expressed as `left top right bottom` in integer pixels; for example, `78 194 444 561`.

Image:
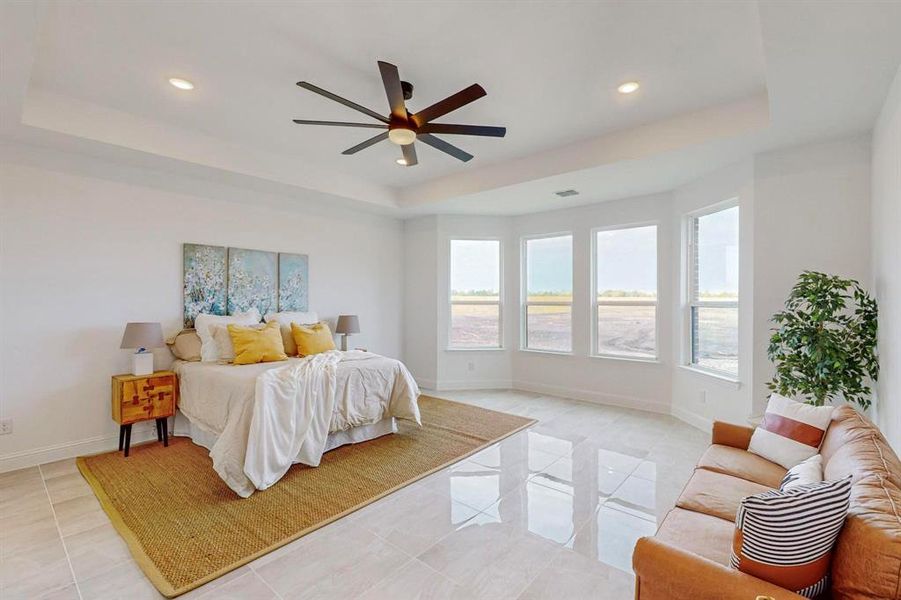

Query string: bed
171 350 421 497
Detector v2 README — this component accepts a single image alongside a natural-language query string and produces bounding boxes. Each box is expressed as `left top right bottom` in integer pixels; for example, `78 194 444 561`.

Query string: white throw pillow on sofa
195 308 261 362
748 393 834 469
264 311 318 356
780 454 823 491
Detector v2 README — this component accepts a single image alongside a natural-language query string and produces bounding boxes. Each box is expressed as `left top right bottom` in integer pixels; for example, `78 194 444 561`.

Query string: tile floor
0 390 709 600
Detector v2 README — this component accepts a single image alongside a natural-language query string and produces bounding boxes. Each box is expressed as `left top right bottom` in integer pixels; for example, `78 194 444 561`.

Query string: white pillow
748 393 834 469
195 308 260 362
263 311 318 356
779 454 823 491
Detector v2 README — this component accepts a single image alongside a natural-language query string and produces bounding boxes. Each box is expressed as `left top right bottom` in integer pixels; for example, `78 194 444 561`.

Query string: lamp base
132 352 154 376
340 335 349 352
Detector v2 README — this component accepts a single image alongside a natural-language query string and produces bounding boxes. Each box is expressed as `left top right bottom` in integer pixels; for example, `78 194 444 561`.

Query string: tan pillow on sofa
167 329 202 361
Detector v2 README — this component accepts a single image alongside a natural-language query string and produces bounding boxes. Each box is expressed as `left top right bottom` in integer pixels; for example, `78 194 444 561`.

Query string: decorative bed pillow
211 323 266 363
227 321 288 365
731 476 851 598
195 309 260 362
748 394 834 469
166 329 202 361
780 455 823 491
264 311 318 356
290 322 336 356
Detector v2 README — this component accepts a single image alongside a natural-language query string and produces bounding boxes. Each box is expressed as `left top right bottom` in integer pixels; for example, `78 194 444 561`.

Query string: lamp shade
335 315 360 335
120 322 165 350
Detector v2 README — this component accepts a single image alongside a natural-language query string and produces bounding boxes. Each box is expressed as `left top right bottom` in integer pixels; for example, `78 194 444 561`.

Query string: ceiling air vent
554 189 579 198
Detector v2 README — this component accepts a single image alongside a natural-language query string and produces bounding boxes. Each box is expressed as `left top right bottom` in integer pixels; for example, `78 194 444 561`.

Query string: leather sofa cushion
697 444 787 489
821 406 901 488
655 507 735 567
830 477 901 600
677 469 772 522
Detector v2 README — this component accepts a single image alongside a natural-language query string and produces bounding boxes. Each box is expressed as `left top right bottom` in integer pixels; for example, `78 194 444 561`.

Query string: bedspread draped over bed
173 351 421 497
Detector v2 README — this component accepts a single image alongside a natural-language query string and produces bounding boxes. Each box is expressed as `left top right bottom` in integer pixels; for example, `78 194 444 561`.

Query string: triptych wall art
183 243 309 327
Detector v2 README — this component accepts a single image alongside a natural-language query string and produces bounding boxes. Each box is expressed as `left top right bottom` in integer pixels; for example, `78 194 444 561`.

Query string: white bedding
173 350 421 497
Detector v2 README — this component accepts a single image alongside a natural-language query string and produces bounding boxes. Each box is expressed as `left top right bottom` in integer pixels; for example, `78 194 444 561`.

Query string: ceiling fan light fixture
168 77 195 90
388 128 416 146
617 81 640 94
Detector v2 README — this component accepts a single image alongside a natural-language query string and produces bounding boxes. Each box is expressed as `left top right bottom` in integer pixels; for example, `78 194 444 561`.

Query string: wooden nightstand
111 371 177 457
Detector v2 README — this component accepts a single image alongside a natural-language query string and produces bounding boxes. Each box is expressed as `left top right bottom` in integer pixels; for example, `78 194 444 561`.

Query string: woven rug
77 395 534 597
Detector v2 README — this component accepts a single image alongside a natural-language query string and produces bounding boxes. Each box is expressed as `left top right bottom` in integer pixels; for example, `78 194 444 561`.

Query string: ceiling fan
293 61 506 167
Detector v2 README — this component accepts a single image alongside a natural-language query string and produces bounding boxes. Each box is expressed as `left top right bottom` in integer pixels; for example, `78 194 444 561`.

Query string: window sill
518 348 573 357
678 365 741 388
590 354 662 365
445 347 506 353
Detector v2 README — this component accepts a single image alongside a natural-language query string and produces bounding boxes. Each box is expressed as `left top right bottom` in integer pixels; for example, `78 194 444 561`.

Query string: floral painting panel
279 253 309 312
183 243 226 327
228 248 277 316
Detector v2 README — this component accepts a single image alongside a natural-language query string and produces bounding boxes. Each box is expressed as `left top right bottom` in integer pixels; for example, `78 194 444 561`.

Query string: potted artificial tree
767 271 879 409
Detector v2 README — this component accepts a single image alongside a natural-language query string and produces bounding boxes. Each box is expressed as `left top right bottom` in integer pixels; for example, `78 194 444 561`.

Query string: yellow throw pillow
227 321 288 365
290 322 337 356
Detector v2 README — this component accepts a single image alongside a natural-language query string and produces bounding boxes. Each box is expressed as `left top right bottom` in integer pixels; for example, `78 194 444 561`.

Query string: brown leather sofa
633 405 901 600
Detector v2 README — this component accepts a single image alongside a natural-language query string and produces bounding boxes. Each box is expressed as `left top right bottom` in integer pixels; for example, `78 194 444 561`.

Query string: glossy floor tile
0 390 706 599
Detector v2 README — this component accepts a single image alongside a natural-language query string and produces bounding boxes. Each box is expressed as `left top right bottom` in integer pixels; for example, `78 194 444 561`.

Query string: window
593 225 657 359
687 204 739 377
449 239 502 349
523 234 573 352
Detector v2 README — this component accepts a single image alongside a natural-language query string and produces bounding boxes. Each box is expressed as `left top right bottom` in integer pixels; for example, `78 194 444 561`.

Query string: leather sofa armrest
711 420 755 449
633 537 806 600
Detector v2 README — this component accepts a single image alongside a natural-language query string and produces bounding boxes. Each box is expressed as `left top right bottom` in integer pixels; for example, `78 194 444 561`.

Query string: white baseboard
415 377 438 390
671 405 712 432
0 421 158 473
512 379 670 415
435 379 513 391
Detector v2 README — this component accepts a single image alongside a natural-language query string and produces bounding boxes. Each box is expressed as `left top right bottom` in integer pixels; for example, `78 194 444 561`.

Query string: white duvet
173 351 421 497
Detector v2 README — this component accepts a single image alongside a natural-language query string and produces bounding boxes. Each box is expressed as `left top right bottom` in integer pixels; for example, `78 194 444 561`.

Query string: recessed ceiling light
168 78 194 90
396 158 408 166
617 81 640 94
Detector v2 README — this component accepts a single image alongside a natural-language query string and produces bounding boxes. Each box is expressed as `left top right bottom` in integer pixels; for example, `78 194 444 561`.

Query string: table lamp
335 315 360 351
120 322 165 375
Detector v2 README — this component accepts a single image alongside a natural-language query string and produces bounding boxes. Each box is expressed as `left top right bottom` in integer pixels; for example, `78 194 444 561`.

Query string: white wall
872 66 901 451
403 216 439 389
0 142 405 471
753 136 872 417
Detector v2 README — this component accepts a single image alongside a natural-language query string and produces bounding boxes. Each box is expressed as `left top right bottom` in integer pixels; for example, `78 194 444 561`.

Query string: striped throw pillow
748 394 834 469
731 476 852 598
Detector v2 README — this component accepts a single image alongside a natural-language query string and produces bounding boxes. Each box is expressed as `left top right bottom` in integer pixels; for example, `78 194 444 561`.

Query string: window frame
683 199 740 380
520 232 574 355
447 237 504 351
590 222 660 362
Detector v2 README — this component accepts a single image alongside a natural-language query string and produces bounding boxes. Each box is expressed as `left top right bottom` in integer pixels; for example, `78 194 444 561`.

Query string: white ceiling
2 1 901 216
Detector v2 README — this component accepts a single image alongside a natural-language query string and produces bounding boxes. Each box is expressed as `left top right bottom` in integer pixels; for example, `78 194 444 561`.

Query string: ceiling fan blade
418 133 473 162
377 61 407 122
401 142 418 166
297 81 389 124
419 123 506 137
411 84 486 127
341 132 389 155
293 119 387 129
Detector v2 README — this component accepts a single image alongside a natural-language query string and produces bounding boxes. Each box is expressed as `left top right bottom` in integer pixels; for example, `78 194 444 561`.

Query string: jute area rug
77 395 535 597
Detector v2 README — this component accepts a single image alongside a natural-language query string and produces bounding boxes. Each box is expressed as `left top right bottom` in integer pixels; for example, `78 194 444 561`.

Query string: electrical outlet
467 361 475 372
0 418 12 435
